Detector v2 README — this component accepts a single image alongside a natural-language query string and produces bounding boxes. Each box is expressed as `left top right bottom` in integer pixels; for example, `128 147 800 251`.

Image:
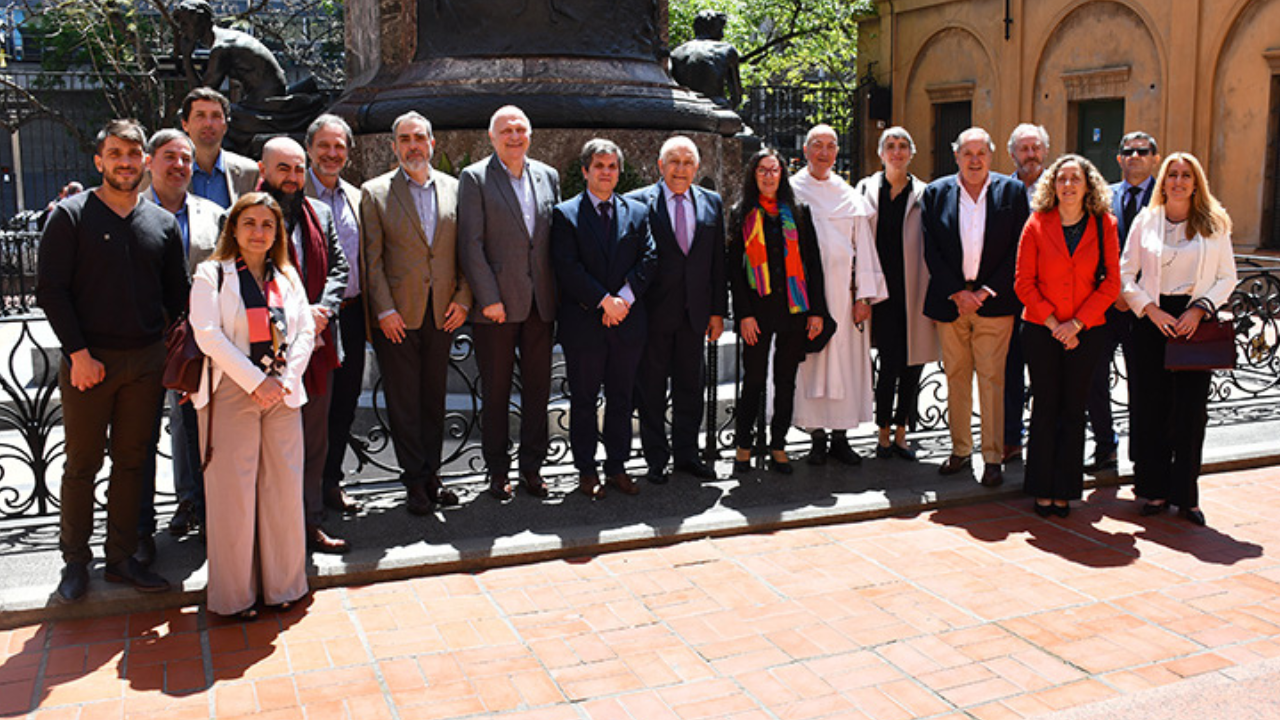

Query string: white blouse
1159 221 1199 295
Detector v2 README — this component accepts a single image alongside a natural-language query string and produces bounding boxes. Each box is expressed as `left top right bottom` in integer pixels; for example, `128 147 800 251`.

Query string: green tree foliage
668 0 873 89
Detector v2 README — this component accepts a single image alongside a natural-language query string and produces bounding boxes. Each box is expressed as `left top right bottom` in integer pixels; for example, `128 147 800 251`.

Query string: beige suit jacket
186 193 225 272
360 168 473 331
223 150 260 204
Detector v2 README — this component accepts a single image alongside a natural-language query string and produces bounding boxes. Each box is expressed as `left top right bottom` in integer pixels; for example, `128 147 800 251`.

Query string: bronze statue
670 10 743 110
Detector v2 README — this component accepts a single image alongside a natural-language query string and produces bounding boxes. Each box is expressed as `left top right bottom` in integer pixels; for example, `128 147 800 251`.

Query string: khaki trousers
200 378 307 616
937 314 1014 465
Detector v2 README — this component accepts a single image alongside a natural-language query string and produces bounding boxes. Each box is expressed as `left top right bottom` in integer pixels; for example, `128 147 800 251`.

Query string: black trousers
565 333 643 476
1022 323 1108 501
371 299 454 487
59 342 166 565
636 318 707 471
736 310 808 451
1085 307 1133 456
323 297 368 486
473 309 553 476
1127 295 1212 508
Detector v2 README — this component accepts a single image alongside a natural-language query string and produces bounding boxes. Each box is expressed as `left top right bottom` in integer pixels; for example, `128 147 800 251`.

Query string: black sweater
36 190 190 354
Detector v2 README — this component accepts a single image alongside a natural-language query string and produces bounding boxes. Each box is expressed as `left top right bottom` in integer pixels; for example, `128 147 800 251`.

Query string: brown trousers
937 314 1014 465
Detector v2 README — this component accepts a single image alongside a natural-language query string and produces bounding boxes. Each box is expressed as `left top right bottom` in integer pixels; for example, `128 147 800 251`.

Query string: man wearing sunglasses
1084 131 1161 473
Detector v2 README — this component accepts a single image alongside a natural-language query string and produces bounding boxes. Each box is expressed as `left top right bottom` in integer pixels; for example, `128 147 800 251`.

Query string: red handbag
162 316 205 393
1164 314 1236 371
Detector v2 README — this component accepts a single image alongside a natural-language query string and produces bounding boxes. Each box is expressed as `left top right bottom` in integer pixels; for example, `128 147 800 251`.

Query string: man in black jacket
37 119 190 602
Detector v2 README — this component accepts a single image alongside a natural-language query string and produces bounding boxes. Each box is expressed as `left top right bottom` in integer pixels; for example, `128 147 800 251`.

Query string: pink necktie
673 193 691 255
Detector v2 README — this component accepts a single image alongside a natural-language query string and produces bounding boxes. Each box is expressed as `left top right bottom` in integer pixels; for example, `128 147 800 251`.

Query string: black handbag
1164 308 1236 371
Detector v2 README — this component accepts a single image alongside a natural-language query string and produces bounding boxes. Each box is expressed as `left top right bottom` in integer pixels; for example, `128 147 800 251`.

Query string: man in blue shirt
180 88 258 209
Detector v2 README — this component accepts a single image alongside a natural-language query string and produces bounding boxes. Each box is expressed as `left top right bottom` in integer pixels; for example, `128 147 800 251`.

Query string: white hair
804 124 838 146
488 105 531 135
658 135 700 165
1007 123 1049 155
952 127 995 154
877 126 916 156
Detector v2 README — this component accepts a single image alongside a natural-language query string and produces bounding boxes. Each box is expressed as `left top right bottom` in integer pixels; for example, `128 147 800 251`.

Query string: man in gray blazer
138 128 225 561
458 105 561 501
180 87 258 209
361 112 472 515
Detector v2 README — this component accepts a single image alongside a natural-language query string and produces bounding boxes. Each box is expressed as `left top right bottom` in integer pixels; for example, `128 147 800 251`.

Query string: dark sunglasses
1120 147 1153 157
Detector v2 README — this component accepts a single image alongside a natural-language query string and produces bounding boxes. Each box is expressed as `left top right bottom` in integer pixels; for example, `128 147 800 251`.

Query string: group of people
35 87 1237 616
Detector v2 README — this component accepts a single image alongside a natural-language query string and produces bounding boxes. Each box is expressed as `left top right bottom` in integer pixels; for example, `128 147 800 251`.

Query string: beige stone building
855 0 1280 250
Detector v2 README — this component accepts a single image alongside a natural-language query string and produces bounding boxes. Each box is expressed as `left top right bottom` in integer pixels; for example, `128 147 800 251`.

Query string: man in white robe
791 125 888 465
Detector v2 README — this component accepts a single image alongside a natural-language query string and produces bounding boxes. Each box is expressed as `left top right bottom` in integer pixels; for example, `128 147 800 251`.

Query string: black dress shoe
57 562 89 603
938 454 972 476
426 477 460 507
1140 501 1167 516
1053 504 1070 519
980 463 1004 487
807 431 828 466
1034 502 1054 518
323 487 363 514
674 459 716 479
520 471 550 498
307 524 350 554
134 534 157 568
875 444 893 459
1182 508 1206 526
488 475 513 501
104 557 171 593
406 482 435 515
168 501 198 537
645 470 670 485
892 443 917 461
828 437 862 466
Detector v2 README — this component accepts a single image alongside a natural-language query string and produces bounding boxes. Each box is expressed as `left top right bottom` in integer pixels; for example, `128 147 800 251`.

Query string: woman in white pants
190 192 315 619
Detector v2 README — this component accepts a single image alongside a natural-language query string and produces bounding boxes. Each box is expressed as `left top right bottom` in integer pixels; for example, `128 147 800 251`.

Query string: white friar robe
789 167 888 429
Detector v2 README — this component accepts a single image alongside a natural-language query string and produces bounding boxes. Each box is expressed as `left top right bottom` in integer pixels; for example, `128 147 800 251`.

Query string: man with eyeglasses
1084 131 1161 473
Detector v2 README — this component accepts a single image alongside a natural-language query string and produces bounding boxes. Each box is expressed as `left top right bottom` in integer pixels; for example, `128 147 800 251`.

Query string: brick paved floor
3 467 1279 719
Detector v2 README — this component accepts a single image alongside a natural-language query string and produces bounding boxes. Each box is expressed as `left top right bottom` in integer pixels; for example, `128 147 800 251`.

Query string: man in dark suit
458 106 561 501
922 127 1030 488
258 136 350 553
551 139 657 498
1085 131 1161 472
304 114 367 515
361 112 472 515
626 136 726 485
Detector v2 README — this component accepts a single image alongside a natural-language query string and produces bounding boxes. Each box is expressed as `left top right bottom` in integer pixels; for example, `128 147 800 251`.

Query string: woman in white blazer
190 192 315 619
1119 153 1237 527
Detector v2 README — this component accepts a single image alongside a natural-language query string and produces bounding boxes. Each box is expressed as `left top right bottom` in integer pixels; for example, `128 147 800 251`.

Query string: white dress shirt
958 175 992 288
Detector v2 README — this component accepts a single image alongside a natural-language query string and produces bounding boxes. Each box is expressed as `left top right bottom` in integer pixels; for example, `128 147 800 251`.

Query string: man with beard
360 112 472 514
257 136 350 553
180 87 258 209
37 119 190 602
138 128 225 557
1001 123 1050 465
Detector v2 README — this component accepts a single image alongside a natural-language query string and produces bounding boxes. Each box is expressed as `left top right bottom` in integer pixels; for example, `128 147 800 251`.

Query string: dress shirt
661 181 695 253
310 169 360 298
590 192 634 305
148 187 190 256
190 150 232 209
958 175 992 283
405 169 438 248
503 160 536 238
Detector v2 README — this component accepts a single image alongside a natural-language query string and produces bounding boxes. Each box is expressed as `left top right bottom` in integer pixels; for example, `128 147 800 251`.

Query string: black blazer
728 202 827 323
550 192 657 349
921 172 1029 321
625 182 728 333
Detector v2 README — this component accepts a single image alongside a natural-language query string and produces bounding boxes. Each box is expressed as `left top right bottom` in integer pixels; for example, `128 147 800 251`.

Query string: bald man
258 137 351 553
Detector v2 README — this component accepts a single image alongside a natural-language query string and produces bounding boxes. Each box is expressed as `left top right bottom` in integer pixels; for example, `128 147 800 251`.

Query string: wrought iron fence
739 84 863 180
0 255 1277 519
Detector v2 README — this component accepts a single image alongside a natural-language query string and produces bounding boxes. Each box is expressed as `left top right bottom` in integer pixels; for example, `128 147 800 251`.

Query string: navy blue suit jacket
550 192 657 348
1109 177 1154 247
921 172 1030 321
624 182 727 333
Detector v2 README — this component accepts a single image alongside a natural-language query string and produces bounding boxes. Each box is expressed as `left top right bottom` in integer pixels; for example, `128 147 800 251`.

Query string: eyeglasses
755 166 782 176
1120 147 1153 157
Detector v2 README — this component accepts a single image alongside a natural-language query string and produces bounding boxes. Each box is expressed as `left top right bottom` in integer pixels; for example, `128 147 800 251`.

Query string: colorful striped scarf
743 200 809 314
236 256 289 376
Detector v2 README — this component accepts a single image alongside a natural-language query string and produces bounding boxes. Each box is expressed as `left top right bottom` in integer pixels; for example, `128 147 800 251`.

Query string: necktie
673 193 691 255
1122 185 1142 240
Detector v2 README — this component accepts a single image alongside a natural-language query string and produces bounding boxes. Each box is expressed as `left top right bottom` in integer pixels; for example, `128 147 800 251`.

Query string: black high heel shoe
1053 503 1070 519
1034 502 1053 518
1181 508 1206 526
769 450 793 475
1140 501 1167 516
733 448 752 474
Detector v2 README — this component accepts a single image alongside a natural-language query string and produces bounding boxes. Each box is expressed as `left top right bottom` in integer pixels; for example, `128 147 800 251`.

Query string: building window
1070 99 1125 183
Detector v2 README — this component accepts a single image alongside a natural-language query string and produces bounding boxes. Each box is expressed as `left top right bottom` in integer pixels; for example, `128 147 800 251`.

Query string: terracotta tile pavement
5 467 1280 719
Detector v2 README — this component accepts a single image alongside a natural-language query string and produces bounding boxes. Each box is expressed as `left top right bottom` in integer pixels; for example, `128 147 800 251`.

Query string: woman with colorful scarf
729 148 827 474
190 193 316 620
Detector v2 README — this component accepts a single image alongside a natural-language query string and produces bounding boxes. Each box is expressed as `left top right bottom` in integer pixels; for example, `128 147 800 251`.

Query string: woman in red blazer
1015 155 1120 518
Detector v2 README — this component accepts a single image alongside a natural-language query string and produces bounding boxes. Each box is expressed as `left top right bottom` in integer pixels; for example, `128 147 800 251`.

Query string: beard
264 181 305 226
103 168 142 193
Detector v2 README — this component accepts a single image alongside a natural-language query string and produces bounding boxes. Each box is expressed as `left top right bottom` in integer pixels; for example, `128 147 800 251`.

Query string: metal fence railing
739 84 864 181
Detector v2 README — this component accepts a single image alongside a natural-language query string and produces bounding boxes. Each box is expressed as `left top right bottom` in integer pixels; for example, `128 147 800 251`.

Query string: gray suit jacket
360 168 473 331
224 150 260 205
457 154 560 324
186 194 224 272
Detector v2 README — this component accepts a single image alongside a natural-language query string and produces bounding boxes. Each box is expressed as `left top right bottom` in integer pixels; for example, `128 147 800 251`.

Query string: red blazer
1015 209 1120 328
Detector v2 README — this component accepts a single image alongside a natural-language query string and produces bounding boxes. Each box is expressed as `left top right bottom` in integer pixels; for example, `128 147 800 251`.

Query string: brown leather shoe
520 471 549 498
938 454 972 476
980 463 1004 487
488 475 513 501
426 477 460 507
606 472 640 496
405 482 434 515
579 474 605 499
323 487 362 514
306 524 350 554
